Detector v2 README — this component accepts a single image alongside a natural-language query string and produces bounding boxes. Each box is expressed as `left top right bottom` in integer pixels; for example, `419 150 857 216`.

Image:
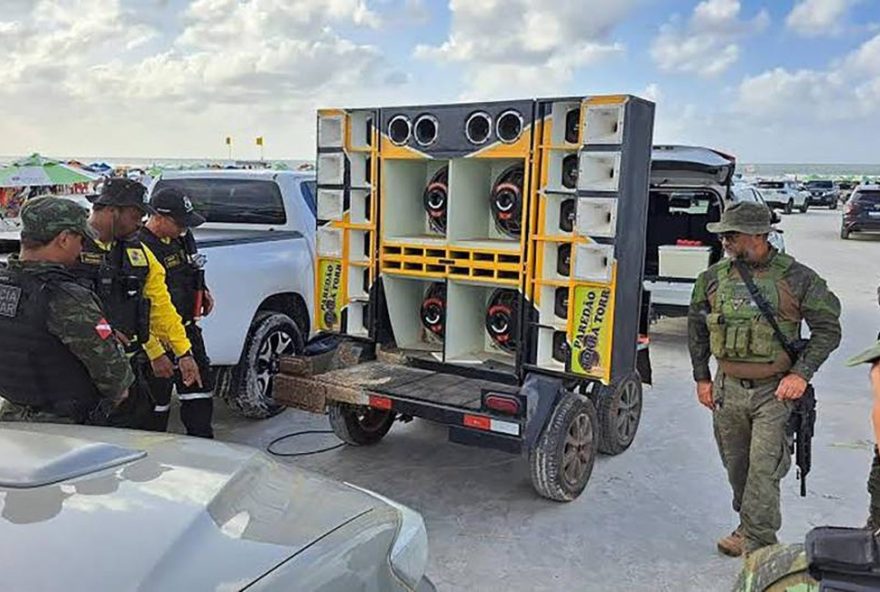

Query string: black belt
727 376 780 389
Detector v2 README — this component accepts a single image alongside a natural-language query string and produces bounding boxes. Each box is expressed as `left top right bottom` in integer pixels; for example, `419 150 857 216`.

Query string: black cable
266 429 347 457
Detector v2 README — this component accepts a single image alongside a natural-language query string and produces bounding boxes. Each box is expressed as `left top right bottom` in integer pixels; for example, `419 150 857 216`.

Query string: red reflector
484 394 520 415
369 396 392 410
463 414 491 431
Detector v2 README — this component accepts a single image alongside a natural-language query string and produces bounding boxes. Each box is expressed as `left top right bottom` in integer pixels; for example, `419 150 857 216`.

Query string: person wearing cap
137 186 215 438
688 201 841 557
73 178 202 428
0 196 134 424
846 341 880 530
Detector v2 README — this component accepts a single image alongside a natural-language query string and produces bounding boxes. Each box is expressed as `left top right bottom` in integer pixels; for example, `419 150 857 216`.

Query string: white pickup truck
0 169 317 419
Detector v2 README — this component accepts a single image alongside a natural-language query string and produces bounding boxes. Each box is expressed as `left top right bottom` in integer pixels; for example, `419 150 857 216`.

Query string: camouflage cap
20 196 98 242
846 340 880 366
707 201 773 235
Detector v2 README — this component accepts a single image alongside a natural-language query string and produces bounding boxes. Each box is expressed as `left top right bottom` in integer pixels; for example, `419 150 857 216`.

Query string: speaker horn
388 115 411 146
465 111 493 145
496 110 524 143
414 114 439 147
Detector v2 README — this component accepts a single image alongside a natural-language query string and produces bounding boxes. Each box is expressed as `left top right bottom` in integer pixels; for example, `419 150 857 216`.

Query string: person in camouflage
0 196 134 424
846 340 880 529
688 201 842 557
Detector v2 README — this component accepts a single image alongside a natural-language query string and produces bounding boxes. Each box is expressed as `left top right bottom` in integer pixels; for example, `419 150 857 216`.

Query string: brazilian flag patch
126 248 148 267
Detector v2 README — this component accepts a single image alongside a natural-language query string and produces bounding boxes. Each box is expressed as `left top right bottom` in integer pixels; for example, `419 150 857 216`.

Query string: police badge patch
0 284 22 317
126 248 148 267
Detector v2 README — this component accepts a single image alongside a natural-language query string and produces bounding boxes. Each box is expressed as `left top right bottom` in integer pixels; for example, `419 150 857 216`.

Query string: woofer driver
420 283 446 338
485 289 519 352
490 164 524 238
423 166 448 233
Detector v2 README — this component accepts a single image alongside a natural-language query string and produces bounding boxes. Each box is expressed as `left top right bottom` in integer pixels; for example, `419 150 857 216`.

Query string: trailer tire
596 373 642 455
529 392 598 502
328 402 395 446
220 311 304 419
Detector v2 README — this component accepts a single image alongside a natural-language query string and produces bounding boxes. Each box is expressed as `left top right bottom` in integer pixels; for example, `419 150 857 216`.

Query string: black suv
841 185 880 239
805 179 839 209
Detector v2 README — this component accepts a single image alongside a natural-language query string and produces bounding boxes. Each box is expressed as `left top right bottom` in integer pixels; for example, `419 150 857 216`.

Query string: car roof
158 169 315 181
856 184 880 191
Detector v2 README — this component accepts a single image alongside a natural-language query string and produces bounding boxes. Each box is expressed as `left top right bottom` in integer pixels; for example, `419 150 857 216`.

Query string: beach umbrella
0 153 99 188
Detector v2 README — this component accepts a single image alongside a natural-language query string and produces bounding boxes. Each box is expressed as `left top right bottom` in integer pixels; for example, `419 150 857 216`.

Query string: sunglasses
720 232 743 242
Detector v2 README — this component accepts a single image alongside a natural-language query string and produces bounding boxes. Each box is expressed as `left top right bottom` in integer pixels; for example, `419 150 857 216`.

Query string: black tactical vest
137 228 197 323
72 236 150 343
0 265 102 419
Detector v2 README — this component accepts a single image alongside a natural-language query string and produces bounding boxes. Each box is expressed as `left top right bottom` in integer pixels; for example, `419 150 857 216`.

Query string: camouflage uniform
846 340 880 529
732 544 817 592
689 202 842 553
0 197 134 423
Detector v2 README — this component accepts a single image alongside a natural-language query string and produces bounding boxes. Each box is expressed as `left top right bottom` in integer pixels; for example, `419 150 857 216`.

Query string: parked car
0 169 319 420
804 179 839 209
839 180 856 202
756 179 810 214
731 183 785 252
0 424 435 591
841 184 880 239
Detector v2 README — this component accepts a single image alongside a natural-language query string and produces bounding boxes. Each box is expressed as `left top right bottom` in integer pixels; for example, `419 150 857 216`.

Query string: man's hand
151 354 175 379
870 361 880 394
202 290 215 317
776 373 809 400
179 355 203 388
697 380 715 410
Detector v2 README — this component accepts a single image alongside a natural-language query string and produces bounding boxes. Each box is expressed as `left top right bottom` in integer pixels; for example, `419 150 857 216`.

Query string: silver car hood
0 425 385 592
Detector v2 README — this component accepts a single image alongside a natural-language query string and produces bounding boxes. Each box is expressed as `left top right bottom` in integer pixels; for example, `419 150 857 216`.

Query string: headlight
347 485 429 589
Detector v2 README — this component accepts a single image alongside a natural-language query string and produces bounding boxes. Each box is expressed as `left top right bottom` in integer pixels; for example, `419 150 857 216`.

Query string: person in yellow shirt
73 178 201 428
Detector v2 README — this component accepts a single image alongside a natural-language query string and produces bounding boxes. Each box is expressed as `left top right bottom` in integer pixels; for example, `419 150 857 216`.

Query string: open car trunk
643 146 734 316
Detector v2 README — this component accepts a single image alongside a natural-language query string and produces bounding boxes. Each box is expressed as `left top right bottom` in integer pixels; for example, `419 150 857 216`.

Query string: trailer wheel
596 373 642 455
529 392 598 502
328 402 395 446
219 311 303 419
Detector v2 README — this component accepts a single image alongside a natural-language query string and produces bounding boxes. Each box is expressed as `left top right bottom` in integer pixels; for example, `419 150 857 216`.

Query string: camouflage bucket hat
20 196 98 242
846 341 880 366
707 201 773 235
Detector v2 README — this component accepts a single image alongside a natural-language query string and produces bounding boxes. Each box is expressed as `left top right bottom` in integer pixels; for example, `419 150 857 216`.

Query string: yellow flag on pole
256 136 264 146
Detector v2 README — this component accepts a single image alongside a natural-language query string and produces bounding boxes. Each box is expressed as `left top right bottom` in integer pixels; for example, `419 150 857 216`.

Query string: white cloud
650 0 769 77
786 0 860 37
0 0 408 159
415 0 634 98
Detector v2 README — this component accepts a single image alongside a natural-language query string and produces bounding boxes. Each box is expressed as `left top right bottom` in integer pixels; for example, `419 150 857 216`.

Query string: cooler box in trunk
658 245 711 279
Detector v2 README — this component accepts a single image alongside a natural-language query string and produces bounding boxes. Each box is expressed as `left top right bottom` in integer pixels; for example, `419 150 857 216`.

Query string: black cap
93 178 155 214
150 187 205 228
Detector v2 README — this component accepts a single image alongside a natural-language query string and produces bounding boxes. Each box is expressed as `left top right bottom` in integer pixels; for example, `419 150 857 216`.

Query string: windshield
757 181 785 189
854 190 880 204
153 178 286 225
806 181 833 189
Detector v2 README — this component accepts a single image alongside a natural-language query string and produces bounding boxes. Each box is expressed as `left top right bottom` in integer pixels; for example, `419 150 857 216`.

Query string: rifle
182 230 207 319
734 259 816 497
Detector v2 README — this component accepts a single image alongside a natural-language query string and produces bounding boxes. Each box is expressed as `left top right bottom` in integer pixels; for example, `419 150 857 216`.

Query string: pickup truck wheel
596 373 642 456
799 201 809 213
829 201 838 210
328 402 395 445
783 200 793 215
529 392 598 502
222 312 304 419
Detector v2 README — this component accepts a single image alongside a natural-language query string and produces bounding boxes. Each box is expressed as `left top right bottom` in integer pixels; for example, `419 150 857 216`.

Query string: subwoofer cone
496 110 524 143
559 198 575 233
564 108 580 144
557 243 572 277
465 111 492 145
552 331 570 363
562 153 578 189
490 164 524 238
420 283 446 338
554 287 569 319
485 289 519 352
388 115 411 145
414 114 439 146
423 166 448 233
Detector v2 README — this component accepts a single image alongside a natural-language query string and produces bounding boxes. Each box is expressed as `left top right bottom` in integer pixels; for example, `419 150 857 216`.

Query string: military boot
718 527 745 557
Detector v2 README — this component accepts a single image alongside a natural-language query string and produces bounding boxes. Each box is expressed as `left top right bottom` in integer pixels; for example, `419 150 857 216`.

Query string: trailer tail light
369 395 393 410
484 394 520 416
463 414 521 436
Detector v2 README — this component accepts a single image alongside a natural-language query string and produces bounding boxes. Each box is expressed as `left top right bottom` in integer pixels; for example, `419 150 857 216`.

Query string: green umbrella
0 153 99 188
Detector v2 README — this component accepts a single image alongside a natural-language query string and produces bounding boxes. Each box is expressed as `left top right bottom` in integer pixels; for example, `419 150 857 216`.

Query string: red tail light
485 394 520 415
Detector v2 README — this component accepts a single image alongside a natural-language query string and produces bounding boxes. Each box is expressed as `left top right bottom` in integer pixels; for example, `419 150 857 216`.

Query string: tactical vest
706 256 801 365
0 265 102 419
72 236 150 344
137 228 197 323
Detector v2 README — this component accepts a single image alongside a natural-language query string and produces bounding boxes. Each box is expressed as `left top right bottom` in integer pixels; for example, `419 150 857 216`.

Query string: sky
1 0 879 163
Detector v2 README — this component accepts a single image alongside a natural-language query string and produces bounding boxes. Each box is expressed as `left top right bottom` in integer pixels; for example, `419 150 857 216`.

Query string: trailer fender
522 372 565 451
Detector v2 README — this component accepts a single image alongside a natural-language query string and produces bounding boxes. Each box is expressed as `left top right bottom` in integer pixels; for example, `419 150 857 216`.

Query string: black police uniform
137 227 215 438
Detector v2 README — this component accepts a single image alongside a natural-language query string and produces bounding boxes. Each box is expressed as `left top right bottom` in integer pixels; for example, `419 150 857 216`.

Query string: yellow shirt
141 245 192 360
